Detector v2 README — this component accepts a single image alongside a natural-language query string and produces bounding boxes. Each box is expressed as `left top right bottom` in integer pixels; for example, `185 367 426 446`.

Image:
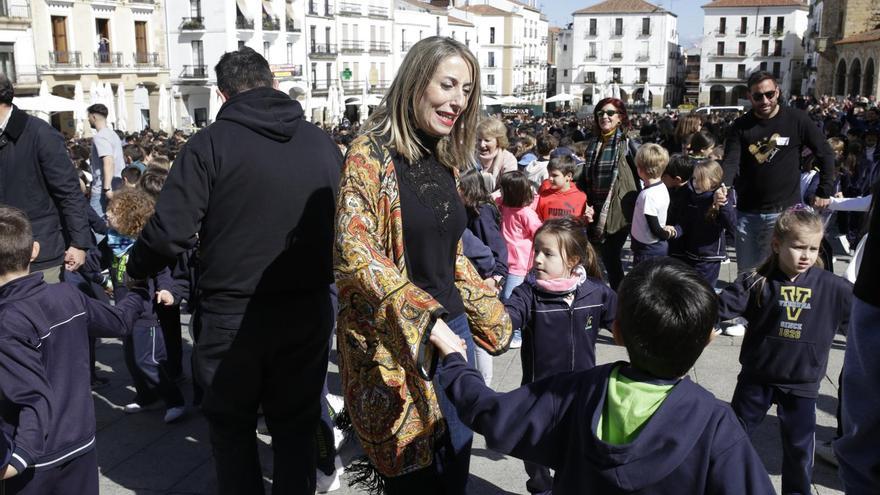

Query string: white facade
31 0 170 135
699 5 809 105
559 8 680 109
801 0 822 96
165 0 307 126
0 0 38 94
392 0 446 82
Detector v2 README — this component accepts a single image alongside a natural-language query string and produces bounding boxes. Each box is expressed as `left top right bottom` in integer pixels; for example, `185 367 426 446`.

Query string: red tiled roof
702 0 806 8
460 4 516 16
573 0 668 15
836 29 880 45
448 14 474 27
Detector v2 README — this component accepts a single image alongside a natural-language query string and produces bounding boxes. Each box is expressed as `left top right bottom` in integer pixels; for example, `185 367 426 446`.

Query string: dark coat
0 106 93 270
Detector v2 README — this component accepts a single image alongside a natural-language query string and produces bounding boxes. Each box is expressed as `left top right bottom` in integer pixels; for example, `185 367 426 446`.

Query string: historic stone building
807 0 880 96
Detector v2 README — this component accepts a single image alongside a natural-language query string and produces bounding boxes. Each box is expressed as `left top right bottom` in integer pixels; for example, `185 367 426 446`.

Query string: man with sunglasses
720 71 836 276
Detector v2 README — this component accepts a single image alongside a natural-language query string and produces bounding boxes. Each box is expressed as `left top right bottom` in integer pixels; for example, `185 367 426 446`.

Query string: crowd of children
0 102 875 494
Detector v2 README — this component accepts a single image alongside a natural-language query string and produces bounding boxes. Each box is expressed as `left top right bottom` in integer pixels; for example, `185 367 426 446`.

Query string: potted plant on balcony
181 18 204 30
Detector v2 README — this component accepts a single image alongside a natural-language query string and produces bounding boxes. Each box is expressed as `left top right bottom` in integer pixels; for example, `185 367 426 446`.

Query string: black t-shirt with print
721 105 835 213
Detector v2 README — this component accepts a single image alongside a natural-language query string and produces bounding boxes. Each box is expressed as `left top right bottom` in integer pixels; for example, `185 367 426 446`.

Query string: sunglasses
597 110 619 117
751 90 777 101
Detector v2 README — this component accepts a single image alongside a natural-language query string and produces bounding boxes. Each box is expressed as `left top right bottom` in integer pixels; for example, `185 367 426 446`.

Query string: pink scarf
535 266 587 294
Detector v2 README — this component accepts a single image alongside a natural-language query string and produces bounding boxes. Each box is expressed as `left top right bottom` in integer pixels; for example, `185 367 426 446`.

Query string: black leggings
592 229 629 290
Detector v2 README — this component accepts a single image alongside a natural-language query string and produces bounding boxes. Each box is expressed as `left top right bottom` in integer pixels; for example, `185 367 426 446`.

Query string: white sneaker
723 323 746 337
509 330 523 349
316 455 343 493
164 406 186 424
123 401 162 414
326 394 344 416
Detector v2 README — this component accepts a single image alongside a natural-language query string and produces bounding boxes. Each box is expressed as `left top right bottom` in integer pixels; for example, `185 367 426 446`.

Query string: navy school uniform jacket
506 277 616 384
466 203 508 278
82 240 173 325
0 273 148 473
438 356 775 494
718 267 852 397
670 179 737 262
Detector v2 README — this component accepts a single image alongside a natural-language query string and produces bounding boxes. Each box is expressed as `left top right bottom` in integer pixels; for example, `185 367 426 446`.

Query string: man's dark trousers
195 290 333 495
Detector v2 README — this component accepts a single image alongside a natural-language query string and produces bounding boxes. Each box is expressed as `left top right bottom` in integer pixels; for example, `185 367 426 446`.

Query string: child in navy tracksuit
428 258 773 494
504 217 616 494
84 189 185 423
718 207 852 495
669 160 736 289
0 205 149 495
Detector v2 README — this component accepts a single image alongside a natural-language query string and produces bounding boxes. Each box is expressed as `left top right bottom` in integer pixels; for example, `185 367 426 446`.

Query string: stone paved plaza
95 250 849 494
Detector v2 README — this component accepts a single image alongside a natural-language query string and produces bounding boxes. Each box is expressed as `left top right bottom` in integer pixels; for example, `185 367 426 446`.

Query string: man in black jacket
0 74 92 282
720 71 835 276
126 48 341 494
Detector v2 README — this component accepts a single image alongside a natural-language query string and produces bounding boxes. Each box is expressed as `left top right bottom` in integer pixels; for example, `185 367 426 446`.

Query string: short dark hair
0 205 34 275
663 153 694 182
121 166 142 184
137 167 168 199
536 134 558 157
0 72 14 105
547 154 578 176
214 47 274 98
747 71 777 90
616 258 717 379
123 144 145 163
87 103 109 118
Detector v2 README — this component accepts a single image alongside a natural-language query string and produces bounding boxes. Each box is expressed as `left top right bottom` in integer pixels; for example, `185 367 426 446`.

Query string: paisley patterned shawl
334 133 512 477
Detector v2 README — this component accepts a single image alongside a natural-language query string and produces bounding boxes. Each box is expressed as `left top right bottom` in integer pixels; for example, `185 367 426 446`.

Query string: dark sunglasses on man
751 90 777 101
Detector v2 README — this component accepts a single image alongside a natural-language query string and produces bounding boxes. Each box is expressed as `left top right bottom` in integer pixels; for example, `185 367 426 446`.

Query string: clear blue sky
540 0 706 47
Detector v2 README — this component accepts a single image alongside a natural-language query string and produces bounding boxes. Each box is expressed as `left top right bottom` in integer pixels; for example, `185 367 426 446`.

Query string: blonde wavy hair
360 36 481 172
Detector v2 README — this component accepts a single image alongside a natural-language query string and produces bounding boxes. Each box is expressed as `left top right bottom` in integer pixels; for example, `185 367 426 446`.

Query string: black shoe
91 376 110 390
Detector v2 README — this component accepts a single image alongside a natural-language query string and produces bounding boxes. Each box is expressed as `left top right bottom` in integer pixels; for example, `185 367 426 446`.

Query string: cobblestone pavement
96 251 849 494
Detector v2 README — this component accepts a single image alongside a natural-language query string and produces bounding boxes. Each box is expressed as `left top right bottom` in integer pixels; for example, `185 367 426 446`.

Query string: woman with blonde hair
476 117 517 191
334 36 511 493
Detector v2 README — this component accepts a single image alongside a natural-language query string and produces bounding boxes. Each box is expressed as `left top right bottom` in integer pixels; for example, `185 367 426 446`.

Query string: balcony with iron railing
134 52 160 67
633 77 648 85
311 79 330 94
286 17 301 32
636 53 649 61
237 15 254 30
584 76 596 84
49 51 82 67
754 50 788 58
584 53 597 61
583 31 597 39
368 5 389 18
736 29 748 37
340 40 364 53
180 16 205 30
710 51 747 60
309 43 337 57
180 65 208 79
130 0 156 3
338 2 360 16
611 52 622 61
342 79 363 93
263 15 280 31
706 74 741 82
0 0 30 19
637 29 651 38
714 28 727 37
370 80 390 91
369 41 390 53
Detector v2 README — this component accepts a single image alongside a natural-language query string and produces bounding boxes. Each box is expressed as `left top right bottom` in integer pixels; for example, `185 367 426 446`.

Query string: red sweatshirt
536 180 588 221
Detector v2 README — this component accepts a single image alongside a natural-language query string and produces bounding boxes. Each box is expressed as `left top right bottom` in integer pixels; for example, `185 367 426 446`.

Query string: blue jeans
836 297 880 494
735 211 780 275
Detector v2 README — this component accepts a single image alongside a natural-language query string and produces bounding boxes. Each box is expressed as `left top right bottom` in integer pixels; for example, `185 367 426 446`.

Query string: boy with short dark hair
0 205 148 494
121 165 142 188
536 155 591 222
524 134 558 189
429 259 773 494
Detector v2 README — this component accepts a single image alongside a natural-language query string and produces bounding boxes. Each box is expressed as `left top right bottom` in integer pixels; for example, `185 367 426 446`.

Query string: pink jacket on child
499 199 543 277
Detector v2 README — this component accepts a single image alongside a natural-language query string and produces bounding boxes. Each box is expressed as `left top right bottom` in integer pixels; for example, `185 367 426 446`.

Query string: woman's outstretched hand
429 319 467 360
